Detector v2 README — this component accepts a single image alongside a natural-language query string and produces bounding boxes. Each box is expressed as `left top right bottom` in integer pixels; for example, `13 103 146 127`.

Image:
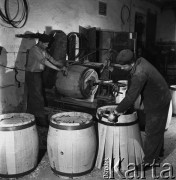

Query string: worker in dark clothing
109 49 171 169
25 34 66 127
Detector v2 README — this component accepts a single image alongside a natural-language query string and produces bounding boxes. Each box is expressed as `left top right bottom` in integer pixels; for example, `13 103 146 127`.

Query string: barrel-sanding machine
46 62 116 114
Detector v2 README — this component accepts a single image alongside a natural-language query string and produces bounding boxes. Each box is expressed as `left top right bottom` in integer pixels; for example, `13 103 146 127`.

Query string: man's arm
116 73 147 113
34 47 65 71
43 59 62 71
44 51 64 67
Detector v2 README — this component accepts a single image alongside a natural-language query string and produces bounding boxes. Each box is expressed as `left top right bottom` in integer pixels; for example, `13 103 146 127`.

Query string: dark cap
38 34 51 43
116 49 134 65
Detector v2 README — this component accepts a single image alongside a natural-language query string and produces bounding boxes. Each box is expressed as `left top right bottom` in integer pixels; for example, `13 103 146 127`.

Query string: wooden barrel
170 85 176 116
0 113 39 178
55 65 98 99
47 112 97 178
95 105 144 171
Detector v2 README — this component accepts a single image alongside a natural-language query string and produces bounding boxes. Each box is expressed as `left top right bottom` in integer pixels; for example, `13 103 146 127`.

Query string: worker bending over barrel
109 49 171 170
25 34 67 127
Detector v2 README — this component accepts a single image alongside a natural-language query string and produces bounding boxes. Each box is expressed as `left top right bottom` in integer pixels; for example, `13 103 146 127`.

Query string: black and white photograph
0 0 176 179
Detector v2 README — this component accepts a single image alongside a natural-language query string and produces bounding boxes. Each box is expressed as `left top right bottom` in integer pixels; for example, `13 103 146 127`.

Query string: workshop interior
0 0 176 179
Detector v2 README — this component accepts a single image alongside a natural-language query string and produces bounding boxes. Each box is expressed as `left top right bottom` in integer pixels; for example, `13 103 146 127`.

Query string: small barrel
47 112 97 178
170 85 176 116
0 113 39 178
55 65 98 99
95 105 144 171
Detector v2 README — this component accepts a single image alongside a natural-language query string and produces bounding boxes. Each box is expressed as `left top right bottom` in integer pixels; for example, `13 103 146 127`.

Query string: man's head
115 49 135 71
38 34 51 48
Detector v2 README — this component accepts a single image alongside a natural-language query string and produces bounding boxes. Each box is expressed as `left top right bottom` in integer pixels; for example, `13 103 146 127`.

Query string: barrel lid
0 113 35 127
96 105 137 124
50 112 92 126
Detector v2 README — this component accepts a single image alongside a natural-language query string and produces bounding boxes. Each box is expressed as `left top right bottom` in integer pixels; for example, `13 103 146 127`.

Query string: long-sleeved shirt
116 57 171 113
26 45 46 72
26 44 59 72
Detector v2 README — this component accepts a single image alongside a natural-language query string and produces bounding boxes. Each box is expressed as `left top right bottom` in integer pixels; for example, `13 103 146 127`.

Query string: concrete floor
1 117 176 180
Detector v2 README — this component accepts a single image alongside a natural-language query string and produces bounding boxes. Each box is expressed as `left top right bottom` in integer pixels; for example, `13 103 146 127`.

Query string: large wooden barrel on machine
0 113 39 178
95 105 144 171
47 112 97 178
55 65 98 99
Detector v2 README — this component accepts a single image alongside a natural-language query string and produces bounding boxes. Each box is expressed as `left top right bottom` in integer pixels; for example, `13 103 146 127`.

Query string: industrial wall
0 0 171 113
156 9 176 42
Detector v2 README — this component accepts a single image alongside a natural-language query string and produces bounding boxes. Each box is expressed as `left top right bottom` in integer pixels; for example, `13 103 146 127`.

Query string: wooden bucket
170 85 176 116
95 105 144 172
0 113 39 178
47 112 97 178
55 65 98 99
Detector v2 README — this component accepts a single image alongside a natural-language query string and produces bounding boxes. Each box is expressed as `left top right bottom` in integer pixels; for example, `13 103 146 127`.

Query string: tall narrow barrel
0 113 39 178
95 105 144 171
47 112 97 178
55 65 98 99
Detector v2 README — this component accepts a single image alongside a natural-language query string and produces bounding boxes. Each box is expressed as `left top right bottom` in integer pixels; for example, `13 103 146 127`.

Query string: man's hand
61 66 68 76
108 110 121 122
108 113 116 122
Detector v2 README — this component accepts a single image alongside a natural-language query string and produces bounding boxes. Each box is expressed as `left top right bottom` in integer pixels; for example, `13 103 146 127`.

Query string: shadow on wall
0 46 18 113
0 31 36 114
15 31 36 113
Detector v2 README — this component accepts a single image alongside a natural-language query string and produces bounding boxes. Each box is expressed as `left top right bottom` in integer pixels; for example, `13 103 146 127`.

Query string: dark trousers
25 71 46 124
142 103 170 163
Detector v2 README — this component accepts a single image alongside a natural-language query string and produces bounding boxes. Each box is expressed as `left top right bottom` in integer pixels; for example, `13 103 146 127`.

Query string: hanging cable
0 63 26 87
0 0 29 28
